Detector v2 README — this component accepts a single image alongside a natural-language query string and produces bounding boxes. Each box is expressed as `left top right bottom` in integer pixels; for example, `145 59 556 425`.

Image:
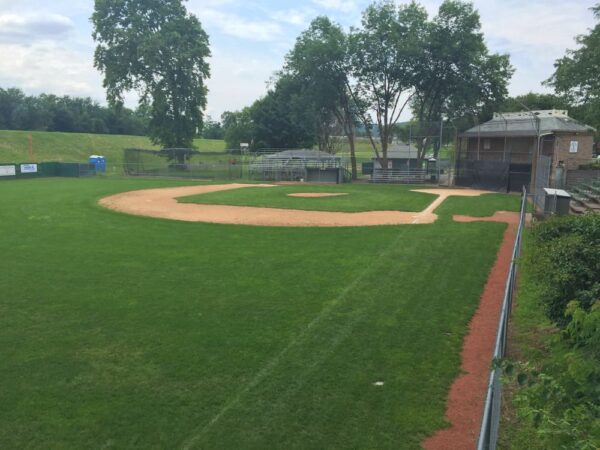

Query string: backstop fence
120 148 351 183
477 186 528 450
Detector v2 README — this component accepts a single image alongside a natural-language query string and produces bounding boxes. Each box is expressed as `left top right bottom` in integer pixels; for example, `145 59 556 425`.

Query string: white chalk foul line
180 230 410 449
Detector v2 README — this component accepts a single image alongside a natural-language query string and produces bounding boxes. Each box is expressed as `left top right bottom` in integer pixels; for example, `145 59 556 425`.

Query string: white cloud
0 0 597 120
195 9 283 41
473 0 596 95
0 42 102 97
204 48 281 118
311 0 358 14
0 13 74 43
270 8 316 27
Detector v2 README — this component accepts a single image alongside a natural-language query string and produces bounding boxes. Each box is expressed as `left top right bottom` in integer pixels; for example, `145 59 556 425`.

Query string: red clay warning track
422 211 520 450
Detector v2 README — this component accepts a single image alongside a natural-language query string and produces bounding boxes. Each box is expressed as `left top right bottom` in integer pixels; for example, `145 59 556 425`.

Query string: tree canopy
221 108 254 150
349 1 428 165
210 0 515 161
0 87 148 135
250 76 318 150
92 0 210 150
413 0 513 142
546 4 600 136
284 16 360 177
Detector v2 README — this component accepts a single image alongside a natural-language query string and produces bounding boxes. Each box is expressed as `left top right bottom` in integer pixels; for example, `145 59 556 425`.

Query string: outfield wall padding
0 162 96 180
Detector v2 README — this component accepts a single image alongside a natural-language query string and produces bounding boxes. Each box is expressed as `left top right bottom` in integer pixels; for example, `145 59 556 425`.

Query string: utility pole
516 101 541 196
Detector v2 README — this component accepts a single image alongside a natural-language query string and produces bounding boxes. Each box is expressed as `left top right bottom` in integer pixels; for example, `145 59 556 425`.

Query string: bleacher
569 179 600 214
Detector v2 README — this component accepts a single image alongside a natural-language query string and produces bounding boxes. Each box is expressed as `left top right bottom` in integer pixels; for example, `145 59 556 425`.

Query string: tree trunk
381 127 389 175
348 127 357 180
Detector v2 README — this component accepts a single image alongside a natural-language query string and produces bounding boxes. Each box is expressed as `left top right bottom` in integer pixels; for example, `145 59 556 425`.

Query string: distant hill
0 130 226 165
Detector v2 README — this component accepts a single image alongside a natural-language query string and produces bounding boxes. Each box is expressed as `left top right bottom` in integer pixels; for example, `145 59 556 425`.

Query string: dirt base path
422 211 521 450
98 184 490 227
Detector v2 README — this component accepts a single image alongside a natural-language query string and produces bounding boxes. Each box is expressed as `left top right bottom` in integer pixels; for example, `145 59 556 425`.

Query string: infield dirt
99 184 491 227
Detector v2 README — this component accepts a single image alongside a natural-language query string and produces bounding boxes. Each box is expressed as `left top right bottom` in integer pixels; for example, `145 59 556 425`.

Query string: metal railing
371 168 429 183
476 186 528 450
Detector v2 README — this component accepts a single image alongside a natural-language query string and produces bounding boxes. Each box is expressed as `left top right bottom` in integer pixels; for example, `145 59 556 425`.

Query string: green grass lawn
434 193 523 218
178 183 437 212
0 178 509 449
0 129 226 165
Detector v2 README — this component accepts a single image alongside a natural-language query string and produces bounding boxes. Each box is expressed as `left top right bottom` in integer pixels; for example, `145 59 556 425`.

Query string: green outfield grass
0 178 509 449
179 183 437 212
434 192 523 218
0 129 226 165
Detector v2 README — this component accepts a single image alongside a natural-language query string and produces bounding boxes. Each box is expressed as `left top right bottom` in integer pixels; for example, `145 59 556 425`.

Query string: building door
508 163 531 192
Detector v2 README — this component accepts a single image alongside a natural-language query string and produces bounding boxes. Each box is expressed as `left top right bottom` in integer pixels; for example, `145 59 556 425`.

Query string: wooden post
28 133 33 161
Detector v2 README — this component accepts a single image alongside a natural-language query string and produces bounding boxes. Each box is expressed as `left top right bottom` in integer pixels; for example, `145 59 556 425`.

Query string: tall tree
284 16 360 178
497 93 572 115
546 4 600 136
412 0 513 158
92 0 210 157
221 109 254 150
0 88 25 129
249 76 317 150
201 116 224 139
349 1 428 171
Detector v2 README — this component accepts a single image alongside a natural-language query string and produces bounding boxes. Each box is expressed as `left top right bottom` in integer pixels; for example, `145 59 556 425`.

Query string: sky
0 0 597 120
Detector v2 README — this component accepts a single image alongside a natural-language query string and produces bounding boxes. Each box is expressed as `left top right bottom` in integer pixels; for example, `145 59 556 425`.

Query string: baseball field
0 178 520 448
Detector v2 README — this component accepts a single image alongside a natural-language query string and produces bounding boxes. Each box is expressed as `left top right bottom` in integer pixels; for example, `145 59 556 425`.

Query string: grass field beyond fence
0 129 226 165
0 178 513 448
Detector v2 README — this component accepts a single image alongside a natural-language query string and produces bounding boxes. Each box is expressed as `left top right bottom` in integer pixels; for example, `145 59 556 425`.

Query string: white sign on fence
569 141 579 153
0 165 16 176
20 163 38 173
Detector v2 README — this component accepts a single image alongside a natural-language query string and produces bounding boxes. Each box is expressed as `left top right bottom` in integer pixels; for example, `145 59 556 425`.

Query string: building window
483 139 491 150
569 141 578 153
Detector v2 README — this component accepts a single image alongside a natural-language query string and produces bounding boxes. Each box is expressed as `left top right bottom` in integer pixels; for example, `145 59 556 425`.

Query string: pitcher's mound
287 193 348 198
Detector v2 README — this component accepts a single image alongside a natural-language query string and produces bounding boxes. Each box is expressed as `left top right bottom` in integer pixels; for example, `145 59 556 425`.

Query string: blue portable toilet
89 155 106 173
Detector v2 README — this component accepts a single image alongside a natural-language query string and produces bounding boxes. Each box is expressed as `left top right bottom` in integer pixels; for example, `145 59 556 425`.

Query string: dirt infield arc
98 183 491 227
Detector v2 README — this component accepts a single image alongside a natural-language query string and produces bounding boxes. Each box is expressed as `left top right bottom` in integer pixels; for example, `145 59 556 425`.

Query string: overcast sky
0 0 597 120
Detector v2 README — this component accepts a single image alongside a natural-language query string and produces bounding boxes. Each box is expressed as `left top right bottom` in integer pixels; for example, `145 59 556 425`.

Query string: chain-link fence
477 186 528 450
116 148 351 183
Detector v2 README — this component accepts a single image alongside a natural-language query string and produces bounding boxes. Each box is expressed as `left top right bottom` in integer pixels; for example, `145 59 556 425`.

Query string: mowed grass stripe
182 222 419 448
185 221 505 449
0 178 506 449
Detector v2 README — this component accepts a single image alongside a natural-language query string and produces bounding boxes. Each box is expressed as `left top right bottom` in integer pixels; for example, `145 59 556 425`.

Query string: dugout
249 149 347 183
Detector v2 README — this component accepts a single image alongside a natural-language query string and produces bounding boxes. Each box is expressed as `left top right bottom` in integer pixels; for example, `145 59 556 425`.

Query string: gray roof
461 110 595 138
264 149 340 160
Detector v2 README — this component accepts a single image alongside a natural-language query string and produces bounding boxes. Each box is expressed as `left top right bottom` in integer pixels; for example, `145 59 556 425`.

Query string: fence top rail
477 185 527 450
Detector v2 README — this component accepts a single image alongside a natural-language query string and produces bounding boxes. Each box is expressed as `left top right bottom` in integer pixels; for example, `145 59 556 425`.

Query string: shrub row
504 213 600 449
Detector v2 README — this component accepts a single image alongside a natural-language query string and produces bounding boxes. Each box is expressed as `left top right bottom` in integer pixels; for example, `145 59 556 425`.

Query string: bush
504 213 600 449
528 214 600 326
578 160 600 170
504 301 600 449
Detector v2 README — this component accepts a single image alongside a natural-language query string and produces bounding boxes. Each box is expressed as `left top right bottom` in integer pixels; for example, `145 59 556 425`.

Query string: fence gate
508 163 531 192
